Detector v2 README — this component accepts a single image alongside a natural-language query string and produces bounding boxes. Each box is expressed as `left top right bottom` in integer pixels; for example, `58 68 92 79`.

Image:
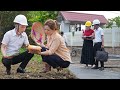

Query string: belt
94 42 102 44
2 54 19 59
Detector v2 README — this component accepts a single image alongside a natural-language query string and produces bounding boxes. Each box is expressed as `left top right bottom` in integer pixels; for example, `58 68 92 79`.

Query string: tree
0 11 28 42
105 16 120 28
0 11 28 32
113 16 120 27
27 11 58 25
105 19 114 28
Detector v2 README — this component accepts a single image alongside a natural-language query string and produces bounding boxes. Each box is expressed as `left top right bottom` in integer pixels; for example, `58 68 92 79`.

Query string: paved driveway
69 63 120 79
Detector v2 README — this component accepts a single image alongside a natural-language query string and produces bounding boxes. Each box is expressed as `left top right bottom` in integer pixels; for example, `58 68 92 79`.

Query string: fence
65 22 120 47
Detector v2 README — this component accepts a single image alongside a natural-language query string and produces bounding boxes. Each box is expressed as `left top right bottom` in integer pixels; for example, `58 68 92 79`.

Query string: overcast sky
69 11 120 19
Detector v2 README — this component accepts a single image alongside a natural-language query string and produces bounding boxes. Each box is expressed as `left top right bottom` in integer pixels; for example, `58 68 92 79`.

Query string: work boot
6 66 11 75
6 68 11 75
17 67 25 73
99 67 104 71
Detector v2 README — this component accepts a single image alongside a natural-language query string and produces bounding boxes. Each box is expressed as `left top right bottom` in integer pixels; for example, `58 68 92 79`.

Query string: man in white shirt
92 19 105 70
1 14 34 75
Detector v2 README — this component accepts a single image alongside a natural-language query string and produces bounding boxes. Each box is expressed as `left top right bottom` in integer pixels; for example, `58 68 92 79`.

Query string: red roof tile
60 11 108 24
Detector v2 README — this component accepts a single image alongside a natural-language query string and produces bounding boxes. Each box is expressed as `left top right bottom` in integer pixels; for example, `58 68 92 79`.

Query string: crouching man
1 14 34 75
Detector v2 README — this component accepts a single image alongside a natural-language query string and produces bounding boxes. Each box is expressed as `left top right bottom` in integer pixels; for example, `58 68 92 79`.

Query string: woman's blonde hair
44 19 59 30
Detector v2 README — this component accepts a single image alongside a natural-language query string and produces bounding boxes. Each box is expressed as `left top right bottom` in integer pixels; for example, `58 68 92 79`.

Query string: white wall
60 21 70 33
65 31 83 46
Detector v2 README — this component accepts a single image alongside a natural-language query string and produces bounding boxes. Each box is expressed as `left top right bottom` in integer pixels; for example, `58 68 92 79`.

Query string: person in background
80 21 95 68
60 31 68 46
38 19 72 73
92 19 105 70
1 14 34 75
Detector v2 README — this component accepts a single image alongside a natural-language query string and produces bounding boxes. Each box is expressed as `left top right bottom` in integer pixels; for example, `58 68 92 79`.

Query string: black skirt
80 40 95 65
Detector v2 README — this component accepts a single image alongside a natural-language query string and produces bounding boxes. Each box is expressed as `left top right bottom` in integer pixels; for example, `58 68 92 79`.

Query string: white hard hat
13 14 28 26
92 19 100 25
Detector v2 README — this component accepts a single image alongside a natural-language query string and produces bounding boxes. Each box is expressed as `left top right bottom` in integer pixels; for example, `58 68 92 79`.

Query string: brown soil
0 60 77 79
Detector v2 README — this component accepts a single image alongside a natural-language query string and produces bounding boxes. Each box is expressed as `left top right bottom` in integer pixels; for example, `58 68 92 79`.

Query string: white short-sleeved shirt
1 28 29 56
94 27 104 43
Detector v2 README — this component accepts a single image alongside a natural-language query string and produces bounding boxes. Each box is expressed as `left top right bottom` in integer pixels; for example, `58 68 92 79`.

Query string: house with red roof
57 11 108 32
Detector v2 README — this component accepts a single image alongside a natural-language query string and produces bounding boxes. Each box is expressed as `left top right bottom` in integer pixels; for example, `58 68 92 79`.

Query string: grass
0 48 42 63
0 51 2 61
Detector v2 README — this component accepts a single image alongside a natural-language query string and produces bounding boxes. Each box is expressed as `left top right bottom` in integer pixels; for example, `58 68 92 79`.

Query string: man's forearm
1 45 7 57
101 35 104 46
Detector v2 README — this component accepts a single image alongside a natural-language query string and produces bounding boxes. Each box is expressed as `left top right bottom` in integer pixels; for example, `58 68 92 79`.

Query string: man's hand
28 45 41 54
101 44 104 48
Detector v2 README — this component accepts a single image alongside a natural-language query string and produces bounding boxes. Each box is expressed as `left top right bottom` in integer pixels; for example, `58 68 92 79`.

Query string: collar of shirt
12 28 25 37
95 27 100 31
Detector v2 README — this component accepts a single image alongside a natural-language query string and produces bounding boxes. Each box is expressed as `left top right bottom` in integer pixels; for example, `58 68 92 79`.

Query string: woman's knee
61 61 70 68
42 58 48 62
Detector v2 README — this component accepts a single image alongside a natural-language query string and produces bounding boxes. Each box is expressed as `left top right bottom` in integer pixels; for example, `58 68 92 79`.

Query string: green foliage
113 16 120 27
105 19 113 28
26 11 59 43
27 11 58 25
0 50 3 62
105 16 120 28
0 11 28 32
0 11 28 42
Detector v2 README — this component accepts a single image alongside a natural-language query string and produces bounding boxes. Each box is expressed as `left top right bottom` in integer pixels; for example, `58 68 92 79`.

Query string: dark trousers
41 47 70 68
2 51 34 70
94 42 104 67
